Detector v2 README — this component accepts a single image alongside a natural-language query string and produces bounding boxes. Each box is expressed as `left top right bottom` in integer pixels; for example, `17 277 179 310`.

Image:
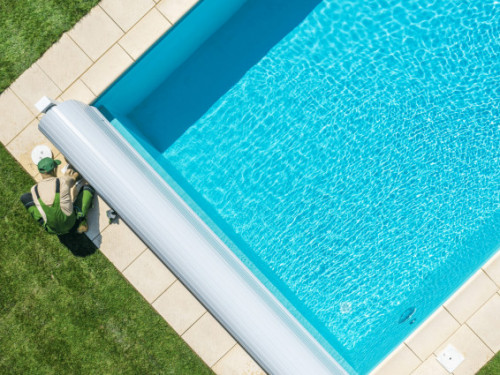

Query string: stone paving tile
410 356 448 375
467 294 500 353
10 63 61 115
156 0 199 24
182 312 236 367
81 44 133 96
212 344 265 375
152 280 206 335
59 80 96 104
100 0 155 32
37 34 92 91
0 89 34 145
119 8 171 60
483 250 500 287
444 270 498 324
6 119 59 177
85 195 111 243
371 344 421 375
98 221 147 271
69 6 123 61
434 325 493 375
123 248 176 303
405 307 460 361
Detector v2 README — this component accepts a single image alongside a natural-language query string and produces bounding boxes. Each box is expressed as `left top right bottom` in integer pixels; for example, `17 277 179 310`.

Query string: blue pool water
96 0 500 373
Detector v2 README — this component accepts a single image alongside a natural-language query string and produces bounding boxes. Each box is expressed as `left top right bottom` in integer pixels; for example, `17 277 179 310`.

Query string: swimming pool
87 0 500 373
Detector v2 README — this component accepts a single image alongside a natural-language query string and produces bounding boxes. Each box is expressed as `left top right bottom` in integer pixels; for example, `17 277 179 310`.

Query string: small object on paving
31 145 53 164
437 344 464 372
106 209 118 224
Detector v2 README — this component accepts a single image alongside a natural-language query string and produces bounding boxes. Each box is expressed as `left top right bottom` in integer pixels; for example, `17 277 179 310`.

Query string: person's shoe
77 219 88 234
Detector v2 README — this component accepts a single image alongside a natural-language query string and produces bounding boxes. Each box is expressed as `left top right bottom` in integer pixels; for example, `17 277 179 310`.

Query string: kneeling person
20 157 94 235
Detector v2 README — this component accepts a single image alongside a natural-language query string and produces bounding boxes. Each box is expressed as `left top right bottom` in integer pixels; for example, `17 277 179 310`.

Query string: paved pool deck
0 0 498 374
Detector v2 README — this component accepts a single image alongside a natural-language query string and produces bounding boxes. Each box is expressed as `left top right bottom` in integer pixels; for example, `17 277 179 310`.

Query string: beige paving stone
100 0 155 31
123 248 176 303
119 8 171 60
10 63 61 115
371 344 421 375
6 119 59 177
37 34 92 91
69 6 123 61
85 195 111 243
152 280 206 335
434 325 493 375
483 249 500 287
81 44 133 96
405 307 460 361
212 344 265 375
59 80 96 104
98 221 147 271
0 89 34 145
467 294 500 353
182 312 236 367
410 356 448 375
156 0 199 24
444 270 498 324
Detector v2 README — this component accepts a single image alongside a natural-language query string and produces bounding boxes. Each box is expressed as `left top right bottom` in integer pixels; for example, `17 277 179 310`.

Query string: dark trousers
20 192 44 226
20 192 35 209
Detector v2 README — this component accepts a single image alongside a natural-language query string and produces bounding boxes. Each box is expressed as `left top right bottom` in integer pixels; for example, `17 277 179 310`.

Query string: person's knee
20 193 34 209
83 185 95 196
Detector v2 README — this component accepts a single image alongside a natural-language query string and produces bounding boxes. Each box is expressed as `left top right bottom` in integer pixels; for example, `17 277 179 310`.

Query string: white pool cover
38 100 347 375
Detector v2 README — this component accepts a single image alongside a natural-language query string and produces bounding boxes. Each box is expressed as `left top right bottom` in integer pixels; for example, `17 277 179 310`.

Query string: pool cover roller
38 99 349 375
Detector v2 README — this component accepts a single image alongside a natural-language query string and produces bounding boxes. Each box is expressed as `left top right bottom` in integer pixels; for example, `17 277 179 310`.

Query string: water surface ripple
163 0 499 373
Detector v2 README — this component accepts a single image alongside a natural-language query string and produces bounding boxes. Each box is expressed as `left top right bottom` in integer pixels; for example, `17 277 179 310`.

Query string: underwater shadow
130 0 322 153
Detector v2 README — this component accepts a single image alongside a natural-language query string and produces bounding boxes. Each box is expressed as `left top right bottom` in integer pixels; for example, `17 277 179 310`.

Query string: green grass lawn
0 0 211 373
478 352 500 375
0 0 101 93
0 144 212 373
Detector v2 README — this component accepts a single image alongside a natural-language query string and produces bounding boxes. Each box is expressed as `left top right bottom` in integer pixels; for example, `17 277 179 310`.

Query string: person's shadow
58 232 98 257
56 194 102 257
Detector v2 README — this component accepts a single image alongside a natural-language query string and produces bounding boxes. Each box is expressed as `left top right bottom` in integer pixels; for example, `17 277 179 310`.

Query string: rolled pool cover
38 99 348 375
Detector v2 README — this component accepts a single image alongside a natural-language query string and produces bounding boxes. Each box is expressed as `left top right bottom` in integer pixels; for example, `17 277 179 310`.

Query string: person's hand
65 167 79 180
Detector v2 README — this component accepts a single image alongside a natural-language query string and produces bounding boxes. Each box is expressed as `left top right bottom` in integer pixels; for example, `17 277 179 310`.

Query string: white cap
35 96 58 114
31 145 53 165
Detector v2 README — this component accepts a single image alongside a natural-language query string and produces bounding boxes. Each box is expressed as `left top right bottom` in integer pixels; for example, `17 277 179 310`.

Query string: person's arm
59 175 75 216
